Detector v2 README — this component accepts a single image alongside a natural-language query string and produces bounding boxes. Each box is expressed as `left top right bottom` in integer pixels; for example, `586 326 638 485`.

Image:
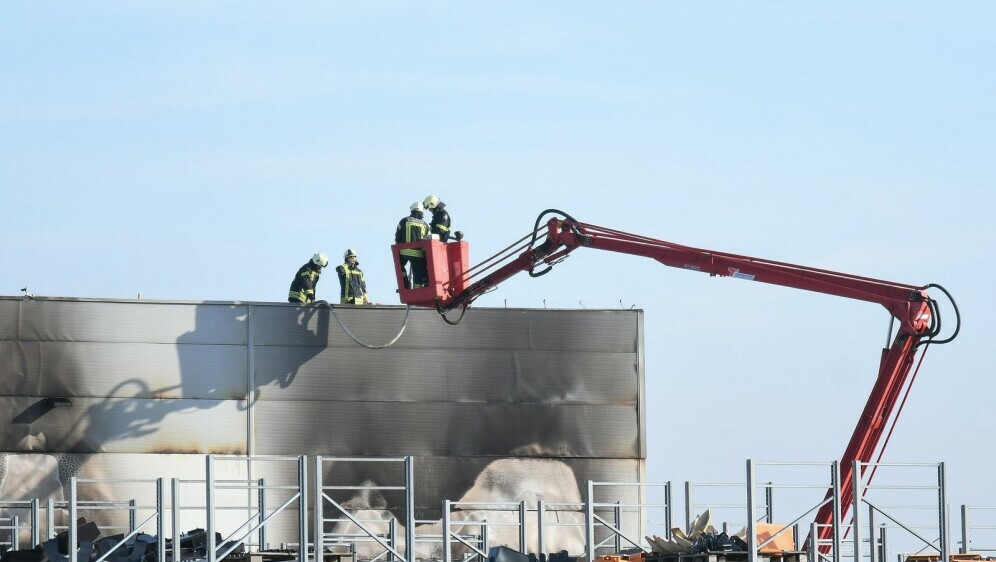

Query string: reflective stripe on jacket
288 262 321 303
395 216 429 257
337 263 368 304
429 208 451 242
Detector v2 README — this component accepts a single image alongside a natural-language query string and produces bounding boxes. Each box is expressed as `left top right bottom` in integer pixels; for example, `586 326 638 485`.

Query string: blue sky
2 1 993 539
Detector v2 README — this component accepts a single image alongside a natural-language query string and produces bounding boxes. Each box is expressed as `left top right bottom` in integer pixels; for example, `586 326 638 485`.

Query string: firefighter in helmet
288 252 328 304
395 202 429 288
423 195 452 242
336 249 371 305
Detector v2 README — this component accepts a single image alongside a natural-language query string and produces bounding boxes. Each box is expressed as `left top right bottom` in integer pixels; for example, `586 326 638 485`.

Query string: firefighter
288 252 328 304
395 202 429 288
423 195 452 242
337 249 371 305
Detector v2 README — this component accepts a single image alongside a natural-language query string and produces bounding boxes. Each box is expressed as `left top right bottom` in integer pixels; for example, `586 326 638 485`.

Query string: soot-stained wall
0 297 645 552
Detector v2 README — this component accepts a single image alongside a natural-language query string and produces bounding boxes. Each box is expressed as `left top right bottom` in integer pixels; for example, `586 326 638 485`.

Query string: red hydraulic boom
391 209 959 537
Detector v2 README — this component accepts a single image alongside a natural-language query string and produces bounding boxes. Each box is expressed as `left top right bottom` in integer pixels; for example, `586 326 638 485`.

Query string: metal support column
298 456 308 562
129 499 137 533
206 456 217 562
10 516 20 551
746 460 758 562
765 483 774 524
665 482 673 540
172 479 181 562
939 463 948 562
614 502 622 553
247 305 256 458
833 461 842 562
69 477 78 562
157 478 166 562
519 501 527 554
585 481 595 559
314 457 324 562
809 522 818 562
880 525 888 562
868 504 877 562
852 462 862 562
482 519 490 562
684 481 693 535
46 499 54 540
259 478 267 552
405 457 415 562
31 499 39 547
960 505 969 555
389 518 397 562
443 500 452 562
537 501 546 557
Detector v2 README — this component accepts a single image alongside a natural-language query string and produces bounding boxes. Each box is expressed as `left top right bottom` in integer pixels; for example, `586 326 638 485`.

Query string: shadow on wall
2 302 330 540
10 303 329 454
173 303 331 408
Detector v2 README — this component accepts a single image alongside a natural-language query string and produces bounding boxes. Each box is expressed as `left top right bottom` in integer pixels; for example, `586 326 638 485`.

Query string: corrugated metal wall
0 297 645 549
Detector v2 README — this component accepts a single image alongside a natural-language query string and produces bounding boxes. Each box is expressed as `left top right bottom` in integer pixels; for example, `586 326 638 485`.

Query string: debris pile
0 517 244 562
645 510 748 555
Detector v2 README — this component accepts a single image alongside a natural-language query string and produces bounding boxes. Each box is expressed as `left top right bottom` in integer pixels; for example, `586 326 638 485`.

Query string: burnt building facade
0 297 645 553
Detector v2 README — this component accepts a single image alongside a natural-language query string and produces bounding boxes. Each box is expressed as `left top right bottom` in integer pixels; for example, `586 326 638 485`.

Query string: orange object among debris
756 523 795 553
904 555 982 562
597 555 645 562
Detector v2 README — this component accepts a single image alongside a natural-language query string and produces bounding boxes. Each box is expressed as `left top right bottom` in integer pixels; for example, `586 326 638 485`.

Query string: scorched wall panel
252 402 639 457
251 347 638 404
0 296 645 551
0 341 247 399
16 299 248 344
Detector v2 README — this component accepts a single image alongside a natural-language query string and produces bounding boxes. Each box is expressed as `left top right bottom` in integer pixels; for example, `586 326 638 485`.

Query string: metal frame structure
851 462 948 562
205 455 308 562
0 500 39 549
0 455 963 562
538 501 586 556
684 479 774 535
584 480 673 559
48 498 139 540
441 500 524 562
66 477 165 562
171 475 271 561
0 515 20 551
959 504 996 554
745 460 843 562
314 456 415 562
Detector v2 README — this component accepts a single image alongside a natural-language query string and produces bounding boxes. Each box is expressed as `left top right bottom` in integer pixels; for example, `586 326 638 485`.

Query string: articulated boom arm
396 211 958 534
446 217 931 336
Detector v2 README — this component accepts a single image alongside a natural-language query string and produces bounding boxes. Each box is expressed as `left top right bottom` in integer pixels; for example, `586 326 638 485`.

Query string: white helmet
410 202 424 212
311 252 329 268
343 249 358 261
423 195 440 210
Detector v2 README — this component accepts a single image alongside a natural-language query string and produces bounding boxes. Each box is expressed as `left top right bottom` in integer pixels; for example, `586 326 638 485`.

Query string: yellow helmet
423 195 440 210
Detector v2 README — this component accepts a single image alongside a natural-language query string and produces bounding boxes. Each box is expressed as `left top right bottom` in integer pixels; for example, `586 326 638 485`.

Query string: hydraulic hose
918 283 960 346
528 209 579 278
436 300 468 325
